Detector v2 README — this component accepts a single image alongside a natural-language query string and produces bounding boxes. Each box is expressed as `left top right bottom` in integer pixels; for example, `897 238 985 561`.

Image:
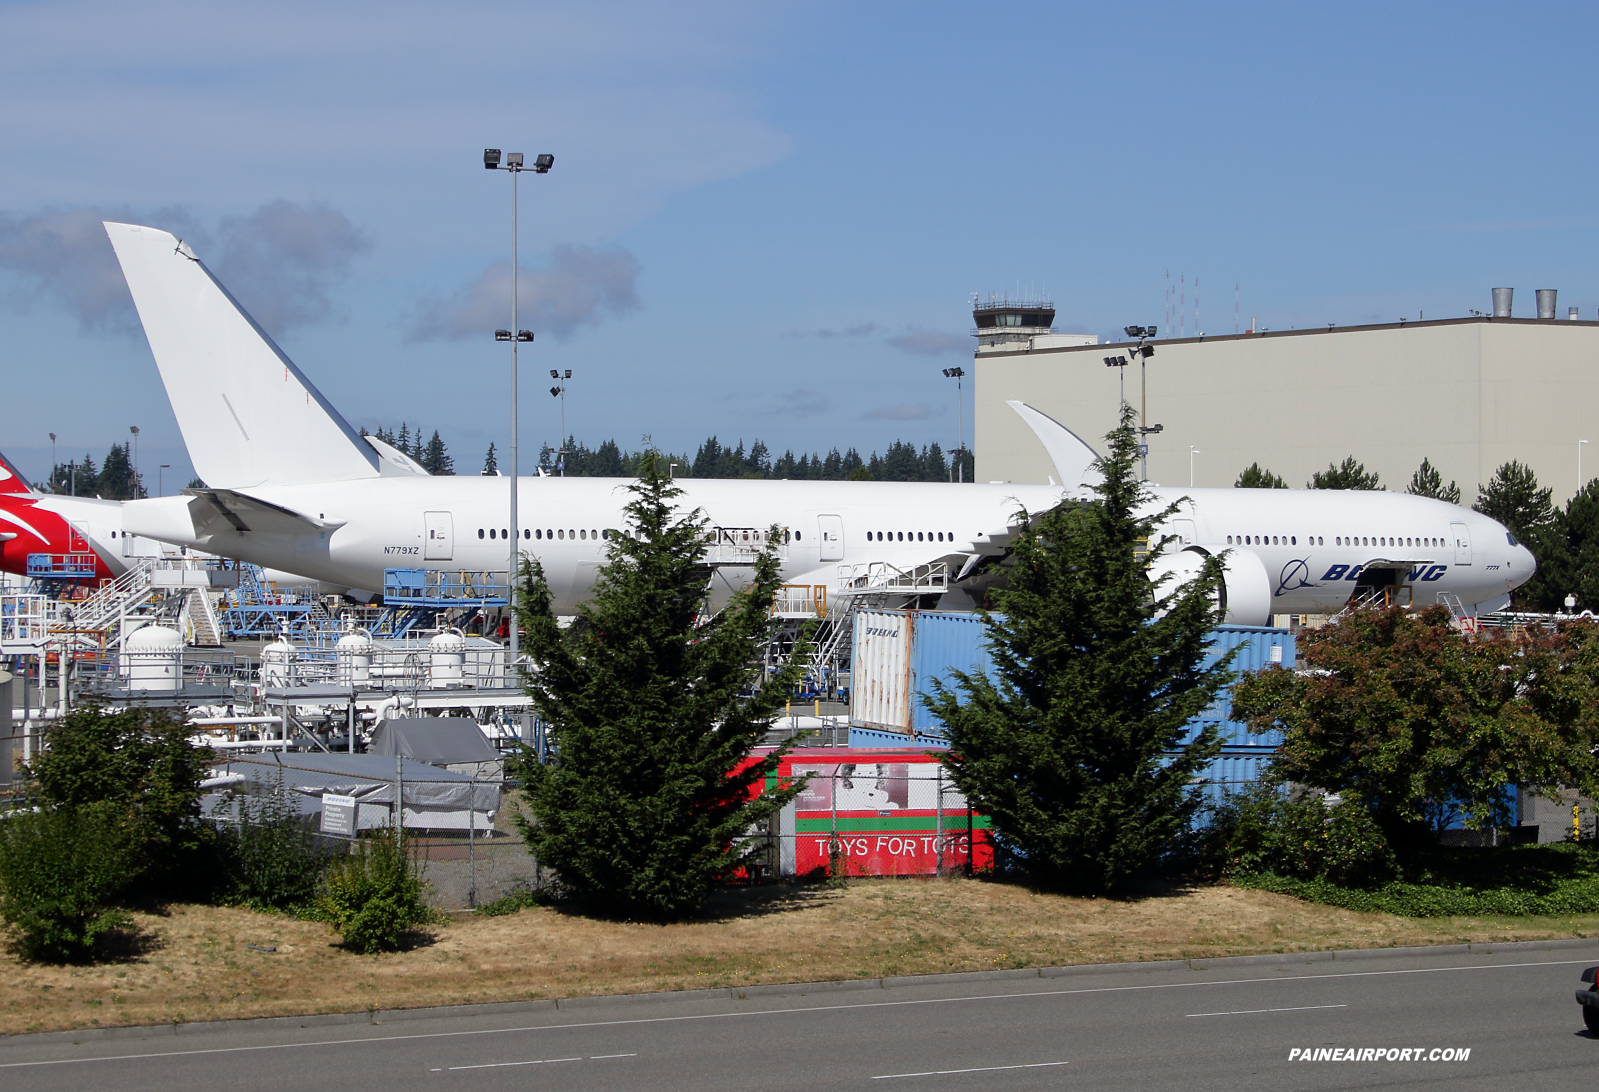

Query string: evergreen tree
52 453 98 496
747 439 771 478
1474 460 1553 541
1235 462 1288 488
396 423 411 459
97 443 143 500
1309 456 1382 490
1407 457 1461 504
821 448 844 479
924 407 1235 892
506 455 807 919
422 431 454 475
842 447 864 476
924 441 948 482
481 442 498 475
953 445 974 483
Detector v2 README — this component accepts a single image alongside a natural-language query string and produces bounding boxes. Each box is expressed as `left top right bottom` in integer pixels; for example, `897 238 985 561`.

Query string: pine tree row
525 435 975 482
44 442 144 499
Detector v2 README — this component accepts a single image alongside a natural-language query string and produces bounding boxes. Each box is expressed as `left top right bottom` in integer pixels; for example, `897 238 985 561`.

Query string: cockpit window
1506 532 1519 546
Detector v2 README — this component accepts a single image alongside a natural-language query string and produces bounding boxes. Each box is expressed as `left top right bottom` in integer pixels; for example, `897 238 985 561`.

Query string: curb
8 936 1598 1046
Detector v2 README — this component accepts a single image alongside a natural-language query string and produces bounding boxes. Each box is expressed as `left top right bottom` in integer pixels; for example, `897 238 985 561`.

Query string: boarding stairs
66 558 160 637
182 587 224 647
801 561 950 694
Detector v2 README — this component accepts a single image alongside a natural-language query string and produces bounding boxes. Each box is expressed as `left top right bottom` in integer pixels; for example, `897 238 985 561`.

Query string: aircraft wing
183 489 345 538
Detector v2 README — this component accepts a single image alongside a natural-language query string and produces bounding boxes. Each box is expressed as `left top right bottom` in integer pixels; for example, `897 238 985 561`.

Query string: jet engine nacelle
1147 546 1273 628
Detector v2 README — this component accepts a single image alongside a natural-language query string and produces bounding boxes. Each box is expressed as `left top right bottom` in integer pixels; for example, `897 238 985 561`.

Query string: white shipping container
850 609 916 733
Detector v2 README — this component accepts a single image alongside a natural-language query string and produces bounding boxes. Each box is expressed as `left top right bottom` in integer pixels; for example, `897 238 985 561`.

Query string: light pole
48 433 55 491
129 426 139 495
485 147 554 667
942 367 965 482
1189 447 1200 487
159 464 170 497
1124 326 1159 481
549 370 572 474
1582 440 1590 494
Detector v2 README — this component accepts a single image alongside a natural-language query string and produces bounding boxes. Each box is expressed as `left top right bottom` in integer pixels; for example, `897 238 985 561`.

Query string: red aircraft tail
0 451 37 495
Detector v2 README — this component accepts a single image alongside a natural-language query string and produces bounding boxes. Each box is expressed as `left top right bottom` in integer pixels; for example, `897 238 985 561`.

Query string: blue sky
2 0 1596 488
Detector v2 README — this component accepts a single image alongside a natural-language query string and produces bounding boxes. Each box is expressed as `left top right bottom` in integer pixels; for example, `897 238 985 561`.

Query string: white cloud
887 331 967 356
212 201 372 332
0 200 369 336
0 2 793 243
408 246 641 341
863 403 930 420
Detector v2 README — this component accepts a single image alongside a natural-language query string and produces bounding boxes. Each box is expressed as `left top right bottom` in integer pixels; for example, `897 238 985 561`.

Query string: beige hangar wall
974 318 1599 504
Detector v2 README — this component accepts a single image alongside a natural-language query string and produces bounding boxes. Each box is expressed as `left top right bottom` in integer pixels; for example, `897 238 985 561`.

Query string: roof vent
1537 289 1558 320
1492 287 1513 318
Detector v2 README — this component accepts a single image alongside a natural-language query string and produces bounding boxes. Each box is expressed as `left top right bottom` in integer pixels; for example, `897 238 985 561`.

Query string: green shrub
1201 783 1397 887
474 887 553 917
0 804 140 962
318 829 429 952
1235 841 1599 917
25 707 209 896
215 776 331 911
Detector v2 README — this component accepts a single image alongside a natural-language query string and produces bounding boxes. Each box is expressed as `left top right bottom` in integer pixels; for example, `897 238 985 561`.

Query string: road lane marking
1187 1004 1348 1017
3 957 1591 1070
447 1056 581 1071
590 1053 638 1059
874 1061 1068 1079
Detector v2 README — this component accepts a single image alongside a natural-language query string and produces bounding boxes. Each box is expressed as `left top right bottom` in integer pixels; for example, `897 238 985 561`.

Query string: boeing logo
1321 563 1447 583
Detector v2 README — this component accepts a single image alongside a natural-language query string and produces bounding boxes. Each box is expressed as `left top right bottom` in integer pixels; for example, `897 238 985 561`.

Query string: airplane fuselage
121 476 1534 621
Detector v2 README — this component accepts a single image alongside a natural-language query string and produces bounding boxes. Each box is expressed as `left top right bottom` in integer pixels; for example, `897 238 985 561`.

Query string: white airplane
104 221 1534 623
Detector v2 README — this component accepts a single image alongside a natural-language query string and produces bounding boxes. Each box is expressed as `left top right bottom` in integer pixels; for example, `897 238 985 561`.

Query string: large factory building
973 292 1599 503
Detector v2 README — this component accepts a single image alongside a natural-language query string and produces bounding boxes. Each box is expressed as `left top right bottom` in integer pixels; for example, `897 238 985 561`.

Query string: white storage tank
336 627 373 688
428 628 467 689
261 635 297 687
125 625 184 693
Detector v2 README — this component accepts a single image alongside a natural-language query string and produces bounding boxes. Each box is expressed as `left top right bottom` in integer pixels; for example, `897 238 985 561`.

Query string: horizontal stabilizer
104 222 380 489
184 489 345 539
364 435 431 476
1006 401 1102 493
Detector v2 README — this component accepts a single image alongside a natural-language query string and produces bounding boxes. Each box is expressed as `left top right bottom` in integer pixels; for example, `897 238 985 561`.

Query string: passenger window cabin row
1226 534 1448 549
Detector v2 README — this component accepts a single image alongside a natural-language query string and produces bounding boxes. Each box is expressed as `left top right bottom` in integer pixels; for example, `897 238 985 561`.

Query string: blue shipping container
855 610 1293 754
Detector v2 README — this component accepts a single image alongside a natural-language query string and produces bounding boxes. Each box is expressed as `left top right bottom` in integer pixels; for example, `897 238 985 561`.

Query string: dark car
1577 967 1599 1033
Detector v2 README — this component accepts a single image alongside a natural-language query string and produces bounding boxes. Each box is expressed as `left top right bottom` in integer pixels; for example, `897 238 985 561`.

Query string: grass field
3 877 1597 1036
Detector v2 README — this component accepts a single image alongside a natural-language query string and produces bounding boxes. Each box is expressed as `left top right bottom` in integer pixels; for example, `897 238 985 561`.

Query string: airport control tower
972 296 1098 354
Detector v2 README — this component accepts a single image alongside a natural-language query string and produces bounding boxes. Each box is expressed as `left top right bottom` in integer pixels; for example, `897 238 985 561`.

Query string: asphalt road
5 941 1599 1091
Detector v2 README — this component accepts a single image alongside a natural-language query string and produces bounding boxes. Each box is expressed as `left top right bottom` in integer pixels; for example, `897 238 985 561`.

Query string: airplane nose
1520 544 1537 576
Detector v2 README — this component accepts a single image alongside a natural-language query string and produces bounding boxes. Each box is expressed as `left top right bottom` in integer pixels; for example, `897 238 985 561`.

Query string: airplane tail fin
1005 401 1103 493
0 450 36 495
103 222 380 490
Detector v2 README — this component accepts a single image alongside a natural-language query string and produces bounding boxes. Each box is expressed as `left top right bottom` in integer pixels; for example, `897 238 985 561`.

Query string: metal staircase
183 588 224 647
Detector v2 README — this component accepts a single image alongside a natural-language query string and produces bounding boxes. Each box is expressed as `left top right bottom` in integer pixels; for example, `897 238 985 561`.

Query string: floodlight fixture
1148 325 1157 337
1124 325 1143 338
484 148 501 169
517 330 534 342
506 152 524 168
495 329 512 341
550 369 560 379
563 370 572 379
533 154 554 173
550 387 561 398
1140 424 1164 435
1139 344 1155 358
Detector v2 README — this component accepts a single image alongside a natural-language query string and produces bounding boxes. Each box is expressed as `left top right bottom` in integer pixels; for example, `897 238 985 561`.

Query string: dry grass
3 878 1597 1036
